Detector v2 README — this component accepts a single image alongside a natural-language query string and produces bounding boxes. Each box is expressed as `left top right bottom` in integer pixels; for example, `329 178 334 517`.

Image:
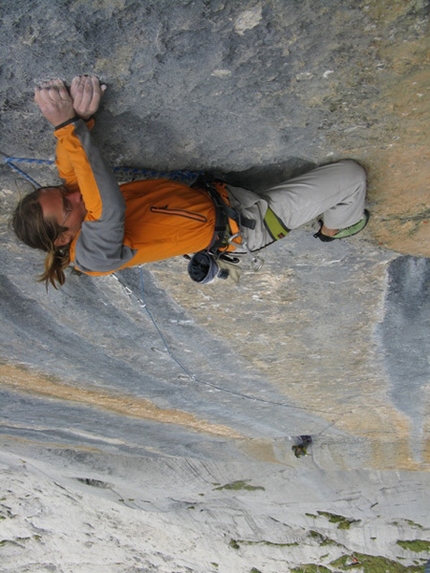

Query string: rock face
0 1 429 572
1 0 429 253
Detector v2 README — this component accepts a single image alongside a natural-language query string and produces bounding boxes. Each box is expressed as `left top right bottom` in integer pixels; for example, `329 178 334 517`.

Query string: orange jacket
54 119 219 275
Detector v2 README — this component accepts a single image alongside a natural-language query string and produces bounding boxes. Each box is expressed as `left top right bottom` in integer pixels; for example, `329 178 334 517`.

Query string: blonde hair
12 187 70 289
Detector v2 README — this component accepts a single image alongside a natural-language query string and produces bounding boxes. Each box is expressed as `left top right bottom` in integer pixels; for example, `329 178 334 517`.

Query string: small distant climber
292 435 313 458
12 75 369 288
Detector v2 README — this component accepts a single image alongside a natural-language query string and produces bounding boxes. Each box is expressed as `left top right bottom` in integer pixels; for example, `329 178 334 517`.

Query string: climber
12 75 369 288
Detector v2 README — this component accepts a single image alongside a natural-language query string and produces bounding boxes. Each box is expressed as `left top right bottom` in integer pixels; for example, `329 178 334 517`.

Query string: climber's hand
34 79 75 127
70 75 106 120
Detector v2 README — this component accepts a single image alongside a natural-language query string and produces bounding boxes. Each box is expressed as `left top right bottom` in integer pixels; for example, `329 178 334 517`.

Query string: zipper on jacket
150 206 208 223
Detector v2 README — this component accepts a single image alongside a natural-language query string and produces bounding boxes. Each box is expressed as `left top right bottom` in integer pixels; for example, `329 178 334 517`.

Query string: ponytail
40 246 70 289
12 187 71 289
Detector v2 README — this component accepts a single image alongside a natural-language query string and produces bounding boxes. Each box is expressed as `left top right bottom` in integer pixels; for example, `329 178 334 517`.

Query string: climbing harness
3 153 358 447
187 174 265 283
3 153 268 283
191 174 255 251
263 206 290 241
2 152 262 282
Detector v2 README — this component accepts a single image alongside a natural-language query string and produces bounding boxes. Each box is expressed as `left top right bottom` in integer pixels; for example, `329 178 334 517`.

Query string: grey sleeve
67 120 136 272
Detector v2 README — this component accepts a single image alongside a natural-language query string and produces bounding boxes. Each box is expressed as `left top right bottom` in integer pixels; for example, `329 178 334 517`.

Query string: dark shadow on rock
377 255 430 458
215 158 317 192
94 109 185 169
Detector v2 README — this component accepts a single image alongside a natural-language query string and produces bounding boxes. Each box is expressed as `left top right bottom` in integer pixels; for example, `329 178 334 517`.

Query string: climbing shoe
314 209 370 242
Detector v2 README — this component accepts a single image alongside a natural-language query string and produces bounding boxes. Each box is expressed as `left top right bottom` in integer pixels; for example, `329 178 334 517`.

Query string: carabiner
242 241 264 272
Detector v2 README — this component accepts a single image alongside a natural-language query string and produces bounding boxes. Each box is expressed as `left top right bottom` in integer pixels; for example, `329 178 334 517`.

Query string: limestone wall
1 2 429 572
1 0 429 253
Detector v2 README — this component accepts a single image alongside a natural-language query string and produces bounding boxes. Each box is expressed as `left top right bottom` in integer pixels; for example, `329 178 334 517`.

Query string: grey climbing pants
226 159 367 252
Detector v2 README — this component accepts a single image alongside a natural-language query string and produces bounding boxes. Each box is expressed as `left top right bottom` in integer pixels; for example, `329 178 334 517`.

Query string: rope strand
4 152 350 433
113 268 350 421
1 152 202 186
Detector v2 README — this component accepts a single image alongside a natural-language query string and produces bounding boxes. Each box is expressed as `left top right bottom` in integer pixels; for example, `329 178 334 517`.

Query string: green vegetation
330 552 424 572
317 511 360 530
228 537 300 550
0 537 31 547
291 566 331 573
0 505 13 519
214 480 265 492
308 530 340 547
396 539 430 552
246 540 299 548
404 520 423 529
294 553 425 573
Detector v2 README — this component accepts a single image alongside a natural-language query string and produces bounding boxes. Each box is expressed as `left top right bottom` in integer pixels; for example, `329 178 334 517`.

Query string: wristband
54 116 80 130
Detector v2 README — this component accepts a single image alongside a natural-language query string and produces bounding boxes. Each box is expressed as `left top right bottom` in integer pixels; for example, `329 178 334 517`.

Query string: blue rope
1 153 202 187
114 166 202 181
3 160 42 188
3 153 350 427
3 156 54 165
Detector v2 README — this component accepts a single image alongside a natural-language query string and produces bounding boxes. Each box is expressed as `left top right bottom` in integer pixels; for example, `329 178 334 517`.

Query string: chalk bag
187 251 229 284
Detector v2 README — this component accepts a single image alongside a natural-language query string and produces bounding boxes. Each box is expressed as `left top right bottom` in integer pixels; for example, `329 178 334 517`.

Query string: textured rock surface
1 1 429 572
1 0 429 253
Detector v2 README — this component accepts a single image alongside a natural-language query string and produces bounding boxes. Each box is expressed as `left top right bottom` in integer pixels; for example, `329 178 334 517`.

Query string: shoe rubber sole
314 210 370 242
